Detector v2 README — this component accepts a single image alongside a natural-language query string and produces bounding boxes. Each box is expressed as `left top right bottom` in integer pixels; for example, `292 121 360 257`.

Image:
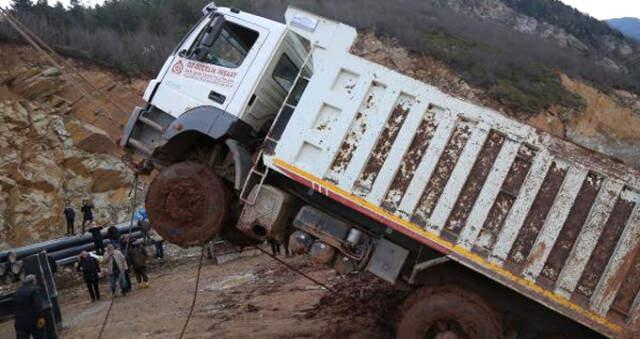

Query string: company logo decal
171 60 184 74
171 59 238 88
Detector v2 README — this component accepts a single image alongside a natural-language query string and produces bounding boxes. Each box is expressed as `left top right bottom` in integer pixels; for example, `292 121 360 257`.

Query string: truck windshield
190 20 259 69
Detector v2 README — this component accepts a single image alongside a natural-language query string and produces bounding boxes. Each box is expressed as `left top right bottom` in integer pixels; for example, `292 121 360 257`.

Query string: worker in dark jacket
88 222 105 255
63 203 75 236
13 274 46 339
107 225 122 250
150 228 164 259
80 200 94 233
77 251 101 302
126 241 149 289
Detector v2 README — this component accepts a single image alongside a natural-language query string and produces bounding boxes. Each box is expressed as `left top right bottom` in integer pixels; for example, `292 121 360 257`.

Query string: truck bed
266 44 640 337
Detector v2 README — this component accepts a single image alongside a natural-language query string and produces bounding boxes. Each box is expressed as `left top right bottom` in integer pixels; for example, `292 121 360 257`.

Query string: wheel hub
146 161 230 247
434 331 459 339
164 180 206 222
427 320 466 339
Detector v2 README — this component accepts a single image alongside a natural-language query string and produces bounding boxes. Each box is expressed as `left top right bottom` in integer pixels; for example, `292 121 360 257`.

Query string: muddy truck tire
397 286 503 339
146 161 231 247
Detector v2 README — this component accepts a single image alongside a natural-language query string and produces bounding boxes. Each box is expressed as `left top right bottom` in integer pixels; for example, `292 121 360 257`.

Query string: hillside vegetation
1 0 639 116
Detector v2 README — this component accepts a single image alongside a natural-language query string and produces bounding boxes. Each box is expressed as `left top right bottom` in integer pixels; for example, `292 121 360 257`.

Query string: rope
97 174 139 339
177 246 206 339
174 244 346 339
254 246 337 293
255 244 396 329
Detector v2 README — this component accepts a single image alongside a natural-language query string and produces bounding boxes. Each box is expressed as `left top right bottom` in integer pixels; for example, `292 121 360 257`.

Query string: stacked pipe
0 223 141 267
0 224 144 322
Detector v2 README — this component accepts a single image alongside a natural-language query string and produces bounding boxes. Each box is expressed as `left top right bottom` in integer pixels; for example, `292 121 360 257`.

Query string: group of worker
76 237 153 302
63 200 165 302
63 200 95 236
75 209 165 302
10 204 165 339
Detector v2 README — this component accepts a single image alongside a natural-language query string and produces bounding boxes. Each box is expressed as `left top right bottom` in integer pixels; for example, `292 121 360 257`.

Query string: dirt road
0 246 406 338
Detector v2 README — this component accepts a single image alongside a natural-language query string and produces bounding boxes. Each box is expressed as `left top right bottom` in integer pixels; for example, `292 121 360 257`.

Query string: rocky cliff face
436 0 640 74
0 44 144 249
439 0 590 52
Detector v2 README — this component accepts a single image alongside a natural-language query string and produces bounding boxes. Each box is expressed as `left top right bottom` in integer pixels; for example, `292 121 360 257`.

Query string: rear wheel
397 286 503 339
146 161 231 247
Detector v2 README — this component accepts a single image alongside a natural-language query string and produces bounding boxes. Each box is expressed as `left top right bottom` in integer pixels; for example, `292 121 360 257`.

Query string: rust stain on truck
355 101 412 195
475 145 535 256
382 112 438 212
412 120 472 227
442 131 505 241
538 172 602 286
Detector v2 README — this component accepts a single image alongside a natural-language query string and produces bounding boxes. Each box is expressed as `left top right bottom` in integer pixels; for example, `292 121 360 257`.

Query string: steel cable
177 246 206 339
97 174 139 339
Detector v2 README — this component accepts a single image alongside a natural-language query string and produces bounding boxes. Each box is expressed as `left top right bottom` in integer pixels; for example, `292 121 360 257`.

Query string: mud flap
367 238 409 284
225 139 252 191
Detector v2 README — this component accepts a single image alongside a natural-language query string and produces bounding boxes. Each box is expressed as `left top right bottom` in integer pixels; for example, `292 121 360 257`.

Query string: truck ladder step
251 169 267 177
128 138 153 155
138 116 164 133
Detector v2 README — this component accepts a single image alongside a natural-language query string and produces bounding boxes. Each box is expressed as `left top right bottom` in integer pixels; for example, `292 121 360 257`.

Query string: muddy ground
0 246 408 338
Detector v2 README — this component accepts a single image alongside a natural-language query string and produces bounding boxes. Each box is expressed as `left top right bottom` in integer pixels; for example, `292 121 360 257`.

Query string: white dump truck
121 3 640 338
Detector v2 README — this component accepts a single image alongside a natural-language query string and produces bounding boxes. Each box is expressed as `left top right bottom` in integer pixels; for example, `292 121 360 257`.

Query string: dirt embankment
0 43 146 248
526 76 640 168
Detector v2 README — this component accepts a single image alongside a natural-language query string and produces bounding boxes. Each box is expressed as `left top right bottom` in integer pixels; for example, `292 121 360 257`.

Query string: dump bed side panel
268 49 640 337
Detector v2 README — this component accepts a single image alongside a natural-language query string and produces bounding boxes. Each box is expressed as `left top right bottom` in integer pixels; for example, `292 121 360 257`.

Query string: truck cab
121 4 316 171
120 3 354 246
147 6 306 129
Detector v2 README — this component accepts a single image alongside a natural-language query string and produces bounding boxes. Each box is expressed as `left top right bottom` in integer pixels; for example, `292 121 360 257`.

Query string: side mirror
202 26 216 47
178 49 188 57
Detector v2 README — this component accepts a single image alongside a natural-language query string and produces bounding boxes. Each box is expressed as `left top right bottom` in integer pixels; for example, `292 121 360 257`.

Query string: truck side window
190 20 258 69
272 54 299 91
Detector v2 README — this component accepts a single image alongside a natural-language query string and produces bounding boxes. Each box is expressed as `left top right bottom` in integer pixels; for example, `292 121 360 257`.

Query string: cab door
151 14 269 118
